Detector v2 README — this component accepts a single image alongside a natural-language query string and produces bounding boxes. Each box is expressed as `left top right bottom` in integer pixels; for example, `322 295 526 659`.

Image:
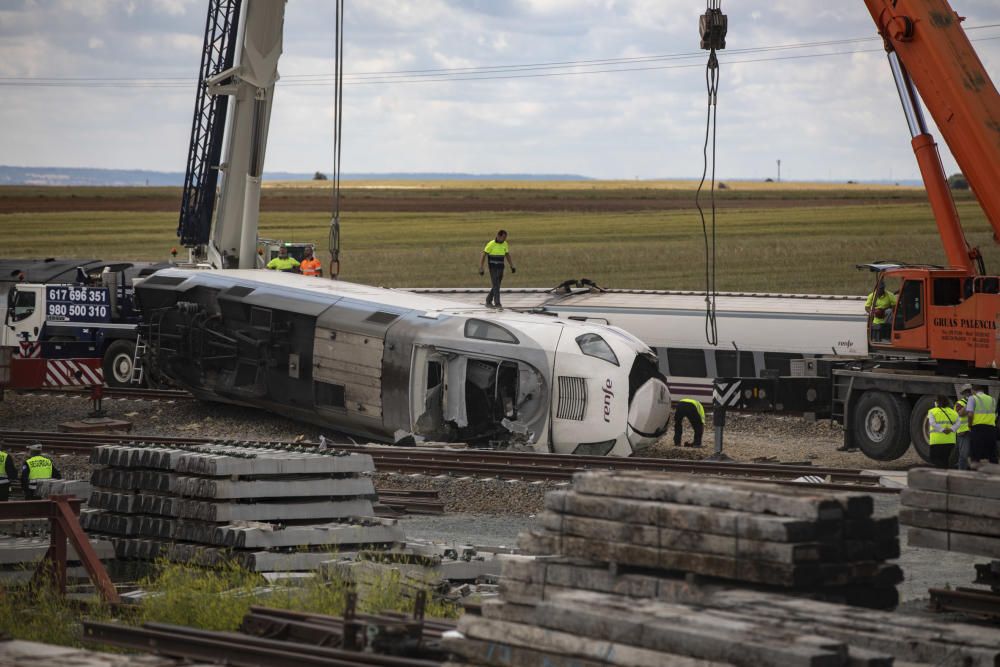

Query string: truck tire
852 391 911 461
909 395 937 465
103 340 137 388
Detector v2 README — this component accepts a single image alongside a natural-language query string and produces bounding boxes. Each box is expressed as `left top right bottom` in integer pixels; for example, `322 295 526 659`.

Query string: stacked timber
900 465 1000 557
522 470 902 606
444 471 1000 666
82 440 404 570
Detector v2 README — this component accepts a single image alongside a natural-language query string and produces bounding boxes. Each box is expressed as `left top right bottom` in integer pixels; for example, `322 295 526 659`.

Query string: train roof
408 287 866 317
144 269 535 319
0 258 170 285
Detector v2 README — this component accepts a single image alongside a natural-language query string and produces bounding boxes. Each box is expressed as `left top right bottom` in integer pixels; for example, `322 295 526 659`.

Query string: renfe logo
603 379 614 423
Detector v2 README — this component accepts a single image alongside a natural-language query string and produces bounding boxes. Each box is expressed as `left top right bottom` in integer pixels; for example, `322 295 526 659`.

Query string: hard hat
957 383 973 395
27 443 42 453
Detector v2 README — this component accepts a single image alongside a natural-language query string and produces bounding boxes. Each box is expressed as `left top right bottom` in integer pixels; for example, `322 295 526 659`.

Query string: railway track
0 430 900 493
15 387 194 402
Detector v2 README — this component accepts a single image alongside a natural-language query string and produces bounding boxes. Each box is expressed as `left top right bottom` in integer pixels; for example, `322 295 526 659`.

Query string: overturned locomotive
135 269 671 456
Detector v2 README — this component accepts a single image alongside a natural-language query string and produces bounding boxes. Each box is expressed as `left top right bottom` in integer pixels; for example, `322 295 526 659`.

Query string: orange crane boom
864 0 1000 272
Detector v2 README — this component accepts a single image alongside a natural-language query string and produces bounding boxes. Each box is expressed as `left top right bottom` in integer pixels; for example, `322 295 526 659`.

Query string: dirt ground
0 189 929 215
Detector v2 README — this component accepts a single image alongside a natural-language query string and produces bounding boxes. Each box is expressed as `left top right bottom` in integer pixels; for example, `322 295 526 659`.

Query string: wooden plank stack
522 470 902 607
443 471 1000 667
82 440 404 571
900 465 1000 557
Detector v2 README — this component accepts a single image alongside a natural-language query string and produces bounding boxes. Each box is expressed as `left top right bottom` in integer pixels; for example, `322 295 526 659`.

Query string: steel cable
328 0 344 279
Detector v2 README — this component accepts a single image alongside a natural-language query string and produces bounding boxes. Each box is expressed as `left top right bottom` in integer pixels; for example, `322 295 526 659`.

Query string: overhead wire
1 25 997 89
328 0 344 279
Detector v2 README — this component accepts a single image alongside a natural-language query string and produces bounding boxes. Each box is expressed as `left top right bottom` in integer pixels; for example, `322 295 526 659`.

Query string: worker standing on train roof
300 245 323 277
0 445 16 501
865 283 896 342
926 395 959 468
21 444 60 501
954 385 974 470
964 385 999 466
673 398 705 448
479 229 516 309
266 246 300 272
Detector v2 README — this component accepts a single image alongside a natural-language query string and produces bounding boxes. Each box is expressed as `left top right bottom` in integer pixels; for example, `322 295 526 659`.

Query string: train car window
933 278 962 306
464 319 519 344
427 361 443 389
575 333 619 366
666 348 708 377
715 350 756 377
315 382 346 408
762 352 800 376
10 290 35 322
894 280 924 331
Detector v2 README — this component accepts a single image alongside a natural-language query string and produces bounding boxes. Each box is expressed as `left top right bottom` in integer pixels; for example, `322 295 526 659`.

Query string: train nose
627 377 671 450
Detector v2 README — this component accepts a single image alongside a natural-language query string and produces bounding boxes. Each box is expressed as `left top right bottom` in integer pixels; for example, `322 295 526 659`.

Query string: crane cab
865 265 1000 369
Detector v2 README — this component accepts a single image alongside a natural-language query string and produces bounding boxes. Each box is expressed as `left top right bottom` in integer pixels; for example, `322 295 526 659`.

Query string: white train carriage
410 287 869 403
135 270 671 456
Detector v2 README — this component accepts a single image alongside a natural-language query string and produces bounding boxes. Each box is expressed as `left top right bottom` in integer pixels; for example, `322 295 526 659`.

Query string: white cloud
0 0 997 180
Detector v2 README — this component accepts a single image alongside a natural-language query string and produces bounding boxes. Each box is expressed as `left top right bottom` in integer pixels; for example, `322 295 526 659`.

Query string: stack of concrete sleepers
82 440 404 571
523 470 902 607
442 471 1000 667
900 465 1000 557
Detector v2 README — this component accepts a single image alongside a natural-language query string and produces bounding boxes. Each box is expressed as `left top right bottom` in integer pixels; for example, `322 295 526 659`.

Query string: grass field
0 183 993 295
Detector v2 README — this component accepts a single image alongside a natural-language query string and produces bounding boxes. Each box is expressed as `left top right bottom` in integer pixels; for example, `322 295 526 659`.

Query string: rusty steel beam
0 498 82 520
929 587 1000 620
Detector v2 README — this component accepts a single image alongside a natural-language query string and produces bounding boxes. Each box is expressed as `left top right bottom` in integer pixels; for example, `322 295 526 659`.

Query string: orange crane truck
714 0 1000 465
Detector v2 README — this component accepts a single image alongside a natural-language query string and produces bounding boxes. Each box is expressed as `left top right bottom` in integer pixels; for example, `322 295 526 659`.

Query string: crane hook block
700 8 727 51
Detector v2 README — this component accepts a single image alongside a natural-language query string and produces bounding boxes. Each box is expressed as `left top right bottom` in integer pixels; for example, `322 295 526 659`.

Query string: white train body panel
135 270 670 456
410 288 868 403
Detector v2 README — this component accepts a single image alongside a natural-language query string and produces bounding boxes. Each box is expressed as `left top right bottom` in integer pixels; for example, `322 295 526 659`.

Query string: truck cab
866 265 1000 369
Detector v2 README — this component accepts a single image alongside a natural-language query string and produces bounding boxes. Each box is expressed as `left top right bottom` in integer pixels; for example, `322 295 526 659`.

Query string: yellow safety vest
483 240 509 266
956 399 971 433
928 407 958 446
680 398 706 424
865 291 896 325
266 257 299 272
971 393 997 427
26 455 53 481
0 451 7 479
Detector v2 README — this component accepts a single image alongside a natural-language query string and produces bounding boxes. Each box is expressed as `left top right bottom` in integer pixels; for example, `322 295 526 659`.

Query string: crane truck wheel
103 340 138 388
852 391 912 461
909 395 938 465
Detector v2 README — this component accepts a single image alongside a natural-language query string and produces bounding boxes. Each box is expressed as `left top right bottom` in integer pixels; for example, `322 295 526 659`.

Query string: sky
0 0 998 181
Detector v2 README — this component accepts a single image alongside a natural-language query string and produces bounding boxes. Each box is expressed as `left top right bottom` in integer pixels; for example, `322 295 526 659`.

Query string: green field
0 184 994 295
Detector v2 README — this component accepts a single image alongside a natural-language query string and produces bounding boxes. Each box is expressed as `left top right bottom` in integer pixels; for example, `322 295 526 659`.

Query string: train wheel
103 340 137 388
852 391 911 461
909 395 937 465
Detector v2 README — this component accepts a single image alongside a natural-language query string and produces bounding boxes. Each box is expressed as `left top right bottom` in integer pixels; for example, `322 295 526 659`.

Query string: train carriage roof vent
557 376 587 421
365 311 399 325
224 286 255 298
143 275 188 286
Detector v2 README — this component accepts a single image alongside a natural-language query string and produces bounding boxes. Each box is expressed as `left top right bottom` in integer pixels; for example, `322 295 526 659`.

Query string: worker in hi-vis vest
300 245 323 277
266 245 300 272
20 443 60 500
864 283 896 342
926 395 959 468
954 385 974 470
673 398 706 448
0 446 17 501
478 229 515 309
964 385 999 465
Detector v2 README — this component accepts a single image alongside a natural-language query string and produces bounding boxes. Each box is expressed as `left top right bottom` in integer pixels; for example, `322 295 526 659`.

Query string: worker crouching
21 444 60 500
673 398 706 448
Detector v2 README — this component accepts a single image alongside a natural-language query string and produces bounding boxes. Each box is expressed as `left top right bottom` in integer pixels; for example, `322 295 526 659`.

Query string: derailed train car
135 269 672 456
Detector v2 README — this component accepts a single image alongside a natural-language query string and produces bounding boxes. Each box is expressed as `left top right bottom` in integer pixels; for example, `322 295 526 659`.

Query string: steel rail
0 429 900 492
16 387 194 402
82 621 442 667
